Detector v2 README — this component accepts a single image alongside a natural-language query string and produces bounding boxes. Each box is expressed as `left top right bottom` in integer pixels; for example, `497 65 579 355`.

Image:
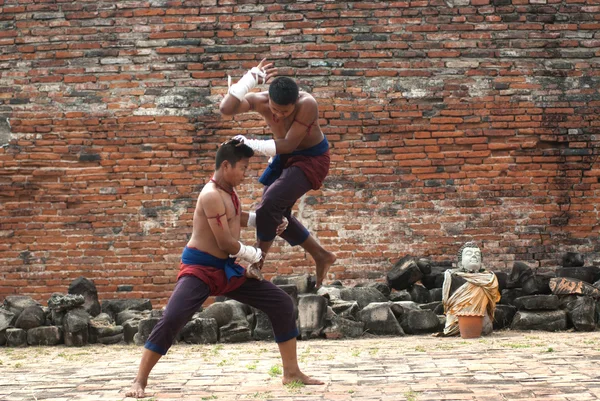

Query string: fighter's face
269 99 295 119
224 158 249 187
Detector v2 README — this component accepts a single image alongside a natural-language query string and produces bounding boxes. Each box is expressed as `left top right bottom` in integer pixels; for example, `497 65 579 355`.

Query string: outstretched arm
219 59 278 116
242 211 288 235
234 97 318 156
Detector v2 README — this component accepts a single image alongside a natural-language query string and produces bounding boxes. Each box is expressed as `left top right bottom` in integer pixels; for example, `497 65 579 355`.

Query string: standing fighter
219 59 336 287
125 139 323 398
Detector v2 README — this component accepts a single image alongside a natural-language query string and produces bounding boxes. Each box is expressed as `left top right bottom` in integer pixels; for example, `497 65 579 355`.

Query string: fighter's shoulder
247 91 269 104
298 92 318 107
297 92 318 113
199 185 224 205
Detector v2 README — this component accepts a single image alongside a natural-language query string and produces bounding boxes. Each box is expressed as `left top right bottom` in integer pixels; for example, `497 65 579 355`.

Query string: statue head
457 241 483 272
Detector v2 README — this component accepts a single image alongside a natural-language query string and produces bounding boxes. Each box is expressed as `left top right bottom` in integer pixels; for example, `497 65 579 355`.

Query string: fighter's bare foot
125 381 147 398
283 372 324 385
245 265 264 281
315 251 336 288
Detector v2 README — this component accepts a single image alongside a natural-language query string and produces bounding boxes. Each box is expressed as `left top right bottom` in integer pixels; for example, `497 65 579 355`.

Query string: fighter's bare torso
249 91 325 150
187 184 240 259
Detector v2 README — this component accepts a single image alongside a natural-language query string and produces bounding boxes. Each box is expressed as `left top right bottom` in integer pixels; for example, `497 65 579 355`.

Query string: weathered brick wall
1 0 599 307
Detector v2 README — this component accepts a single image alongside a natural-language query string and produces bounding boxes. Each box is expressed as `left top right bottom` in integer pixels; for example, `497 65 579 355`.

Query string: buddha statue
441 241 501 338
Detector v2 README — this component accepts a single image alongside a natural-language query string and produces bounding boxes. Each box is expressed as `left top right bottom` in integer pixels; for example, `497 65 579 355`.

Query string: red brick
0 1 598 309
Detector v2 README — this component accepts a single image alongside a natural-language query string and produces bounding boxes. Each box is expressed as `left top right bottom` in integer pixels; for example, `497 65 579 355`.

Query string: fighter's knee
256 197 284 215
279 293 296 319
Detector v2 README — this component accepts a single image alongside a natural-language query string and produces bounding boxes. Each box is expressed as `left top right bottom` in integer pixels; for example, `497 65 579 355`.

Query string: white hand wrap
247 212 257 228
230 241 262 264
242 138 277 157
232 135 277 157
228 67 267 101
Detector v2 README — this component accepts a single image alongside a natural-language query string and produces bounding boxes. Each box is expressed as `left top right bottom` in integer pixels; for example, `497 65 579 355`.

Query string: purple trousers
145 275 298 355
256 166 311 245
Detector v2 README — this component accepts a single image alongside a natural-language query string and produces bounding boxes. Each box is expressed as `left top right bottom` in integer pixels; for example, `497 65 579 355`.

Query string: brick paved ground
1 331 599 401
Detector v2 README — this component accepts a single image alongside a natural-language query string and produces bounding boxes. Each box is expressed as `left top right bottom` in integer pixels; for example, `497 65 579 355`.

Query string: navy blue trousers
256 166 311 245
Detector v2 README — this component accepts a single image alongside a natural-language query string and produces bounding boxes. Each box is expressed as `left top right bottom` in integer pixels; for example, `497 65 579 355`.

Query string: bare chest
257 109 297 139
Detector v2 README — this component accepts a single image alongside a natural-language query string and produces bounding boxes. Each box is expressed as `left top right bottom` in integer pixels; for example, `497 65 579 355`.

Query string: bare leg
125 348 162 398
299 235 336 288
278 337 324 385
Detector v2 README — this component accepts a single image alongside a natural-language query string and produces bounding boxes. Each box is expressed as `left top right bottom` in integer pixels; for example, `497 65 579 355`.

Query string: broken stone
550 277 600 298
0 308 16 332
386 255 423 291
3 296 39 324
556 266 599 284
493 304 517 330
513 295 560 311
316 285 341 300
416 258 433 275
421 264 450 289
220 321 252 343
198 302 233 328
340 287 388 309
98 333 124 345
298 294 328 339
500 288 525 306
562 296 596 332
63 308 90 347
521 272 553 295
408 284 431 304
134 317 160 346
368 282 391 297
272 274 315 294
511 310 567 331
26 326 63 346
15 305 45 330
330 300 360 320
400 309 440 334
48 293 85 313
6 328 27 347
323 315 365 339
101 299 152 321
68 277 101 317
252 309 274 341
389 290 411 302
429 288 443 302
180 317 218 344
358 302 404 336
507 261 533 289
562 252 585 268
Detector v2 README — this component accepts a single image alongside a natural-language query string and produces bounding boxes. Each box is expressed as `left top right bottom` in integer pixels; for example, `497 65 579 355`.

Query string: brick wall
1 0 599 307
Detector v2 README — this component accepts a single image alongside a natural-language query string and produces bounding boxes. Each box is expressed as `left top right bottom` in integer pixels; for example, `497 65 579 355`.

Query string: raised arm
219 59 278 116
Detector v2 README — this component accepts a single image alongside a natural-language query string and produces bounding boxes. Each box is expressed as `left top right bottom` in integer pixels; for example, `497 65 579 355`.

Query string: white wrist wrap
228 67 266 101
244 138 277 157
230 241 262 264
248 212 257 228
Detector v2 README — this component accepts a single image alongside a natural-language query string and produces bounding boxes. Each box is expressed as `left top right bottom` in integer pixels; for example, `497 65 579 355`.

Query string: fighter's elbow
219 106 230 116
277 141 295 155
219 102 235 116
217 238 239 255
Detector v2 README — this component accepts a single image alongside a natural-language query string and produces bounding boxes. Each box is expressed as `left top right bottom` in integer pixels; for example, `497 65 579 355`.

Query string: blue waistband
259 138 329 186
181 247 244 281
